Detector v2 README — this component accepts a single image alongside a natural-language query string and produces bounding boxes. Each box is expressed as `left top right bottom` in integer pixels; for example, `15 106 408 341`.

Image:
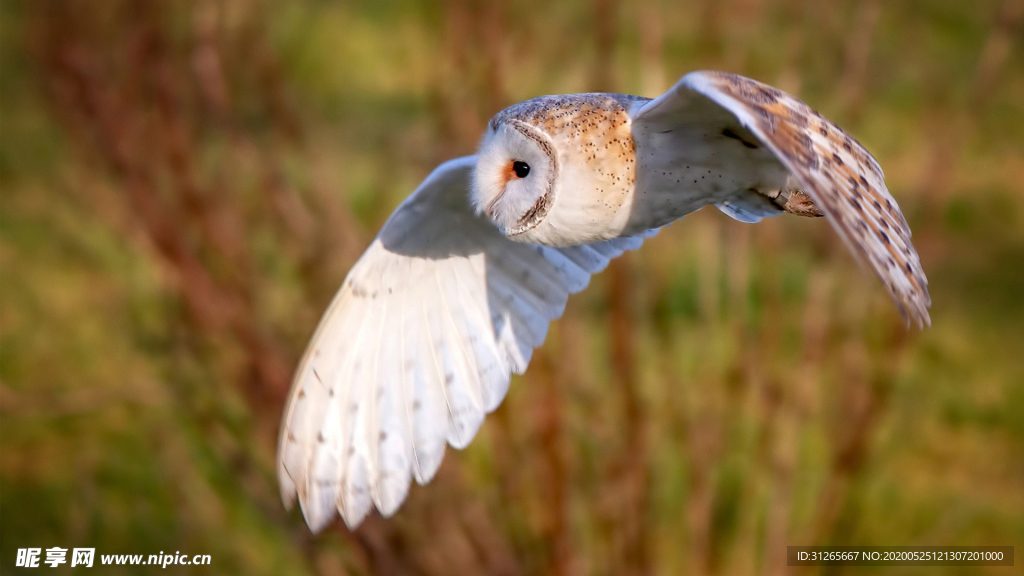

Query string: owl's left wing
631 71 930 327
278 157 655 531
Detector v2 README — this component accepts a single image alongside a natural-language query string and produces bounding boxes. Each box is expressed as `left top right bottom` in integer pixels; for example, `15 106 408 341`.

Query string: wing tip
376 480 412 519
295 486 338 534
412 443 446 486
340 495 373 530
909 304 932 331
293 488 380 533
305 506 338 535
894 291 931 331
277 459 299 510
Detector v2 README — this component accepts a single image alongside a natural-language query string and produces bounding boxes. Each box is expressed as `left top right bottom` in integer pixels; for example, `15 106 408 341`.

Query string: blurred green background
2 0 1022 574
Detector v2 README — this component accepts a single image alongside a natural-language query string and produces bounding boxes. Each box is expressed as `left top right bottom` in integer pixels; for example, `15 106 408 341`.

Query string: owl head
471 118 558 238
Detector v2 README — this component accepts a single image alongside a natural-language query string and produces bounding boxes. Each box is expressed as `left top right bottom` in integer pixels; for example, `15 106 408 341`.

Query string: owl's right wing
278 156 653 532
630 71 930 327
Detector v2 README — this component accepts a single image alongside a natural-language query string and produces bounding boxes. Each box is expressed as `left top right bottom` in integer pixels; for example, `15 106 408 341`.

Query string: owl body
627 96 797 231
278 71 931 532
475 88 804 246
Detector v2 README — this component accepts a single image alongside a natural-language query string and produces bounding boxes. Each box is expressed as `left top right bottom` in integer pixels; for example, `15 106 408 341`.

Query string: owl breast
495 93 650 246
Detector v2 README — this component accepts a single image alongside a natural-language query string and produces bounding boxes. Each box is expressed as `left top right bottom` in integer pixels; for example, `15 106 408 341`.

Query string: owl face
471 119 558 238
473 93 648 247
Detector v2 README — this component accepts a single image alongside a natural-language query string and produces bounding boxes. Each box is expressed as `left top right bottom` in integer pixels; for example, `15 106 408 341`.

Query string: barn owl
277 71 931 532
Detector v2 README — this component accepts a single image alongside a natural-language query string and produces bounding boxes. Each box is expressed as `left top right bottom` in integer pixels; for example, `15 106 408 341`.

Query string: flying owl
277 71 931 531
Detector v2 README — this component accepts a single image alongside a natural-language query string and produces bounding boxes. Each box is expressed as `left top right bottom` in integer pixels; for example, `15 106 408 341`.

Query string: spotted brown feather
683 71 931 327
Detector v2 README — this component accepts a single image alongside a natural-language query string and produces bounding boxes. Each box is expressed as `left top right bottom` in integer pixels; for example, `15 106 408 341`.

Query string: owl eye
512 161 530 178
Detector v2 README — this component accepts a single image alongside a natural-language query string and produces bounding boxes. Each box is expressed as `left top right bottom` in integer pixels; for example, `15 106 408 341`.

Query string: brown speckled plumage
498 94 647 221
699 72 930 326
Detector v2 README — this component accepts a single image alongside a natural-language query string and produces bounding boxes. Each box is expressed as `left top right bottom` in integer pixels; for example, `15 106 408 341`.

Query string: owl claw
779 191 824 217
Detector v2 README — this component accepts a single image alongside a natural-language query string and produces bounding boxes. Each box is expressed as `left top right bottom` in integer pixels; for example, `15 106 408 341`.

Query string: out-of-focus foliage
1 0 1022 574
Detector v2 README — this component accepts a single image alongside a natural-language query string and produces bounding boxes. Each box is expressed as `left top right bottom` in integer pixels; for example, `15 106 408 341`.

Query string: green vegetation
2 1 1022 574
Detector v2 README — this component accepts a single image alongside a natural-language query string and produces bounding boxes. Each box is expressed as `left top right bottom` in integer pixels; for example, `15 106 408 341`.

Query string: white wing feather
277 156 653 531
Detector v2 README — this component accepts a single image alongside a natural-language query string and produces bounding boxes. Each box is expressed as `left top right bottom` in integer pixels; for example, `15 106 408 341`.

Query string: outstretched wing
278 156 655 531
631 71 930 327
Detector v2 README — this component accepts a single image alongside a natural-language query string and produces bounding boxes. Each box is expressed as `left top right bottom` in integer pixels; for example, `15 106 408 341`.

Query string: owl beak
483 163 517 219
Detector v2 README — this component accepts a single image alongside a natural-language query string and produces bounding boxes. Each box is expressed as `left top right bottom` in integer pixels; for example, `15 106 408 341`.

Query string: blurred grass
1 0 1023 574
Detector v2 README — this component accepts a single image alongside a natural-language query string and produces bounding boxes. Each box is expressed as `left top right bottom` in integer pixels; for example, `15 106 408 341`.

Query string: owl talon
781 191 824 217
